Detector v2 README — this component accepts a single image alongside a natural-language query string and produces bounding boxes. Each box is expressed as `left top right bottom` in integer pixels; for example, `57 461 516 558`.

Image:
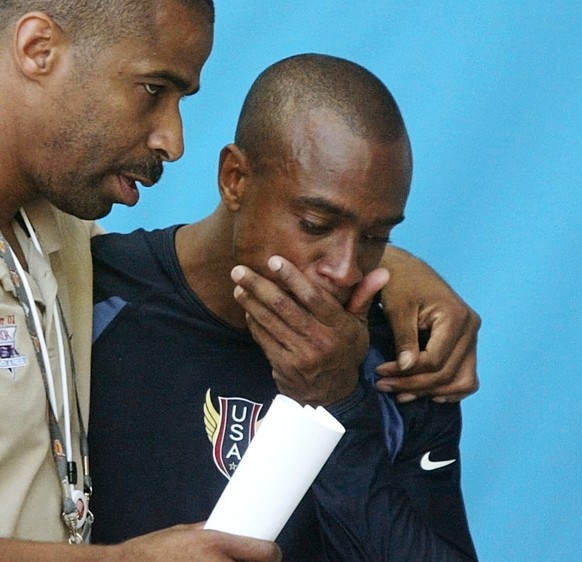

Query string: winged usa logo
204 389 264 479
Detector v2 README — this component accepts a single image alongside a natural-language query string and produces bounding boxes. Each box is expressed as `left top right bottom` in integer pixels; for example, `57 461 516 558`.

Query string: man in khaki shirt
0 201 97 542
0 1 479 560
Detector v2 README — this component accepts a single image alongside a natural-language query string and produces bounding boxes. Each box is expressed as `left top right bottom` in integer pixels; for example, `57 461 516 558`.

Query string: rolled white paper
204 394 345 540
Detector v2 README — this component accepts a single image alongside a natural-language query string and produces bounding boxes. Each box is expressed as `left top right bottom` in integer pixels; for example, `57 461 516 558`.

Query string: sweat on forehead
234 53 409 166
0 0 214 43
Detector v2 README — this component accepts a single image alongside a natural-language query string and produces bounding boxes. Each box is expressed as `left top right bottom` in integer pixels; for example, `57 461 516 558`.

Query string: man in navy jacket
90 53 477 561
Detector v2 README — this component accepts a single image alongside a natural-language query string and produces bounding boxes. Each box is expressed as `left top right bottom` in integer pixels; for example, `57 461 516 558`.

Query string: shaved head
235 53 410 172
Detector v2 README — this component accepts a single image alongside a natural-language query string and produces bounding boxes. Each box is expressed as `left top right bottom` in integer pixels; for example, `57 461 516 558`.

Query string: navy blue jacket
89 227 477 561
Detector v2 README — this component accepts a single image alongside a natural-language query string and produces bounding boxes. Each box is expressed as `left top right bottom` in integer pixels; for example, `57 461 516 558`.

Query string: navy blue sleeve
91 228 178 304
311 383 477 561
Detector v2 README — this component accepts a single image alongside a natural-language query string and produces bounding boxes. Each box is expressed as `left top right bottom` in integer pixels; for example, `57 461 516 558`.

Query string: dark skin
0 527 281 562
0 3 280 561
376 246 480 402
231 254 480 404
177 108 480 406
1 8 479 399
225 134 480 403
1 3 478 558
178 109 412 406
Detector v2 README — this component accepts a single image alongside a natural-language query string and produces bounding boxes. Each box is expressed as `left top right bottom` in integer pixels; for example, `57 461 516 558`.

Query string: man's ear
14 12 65 79
218 144 251 211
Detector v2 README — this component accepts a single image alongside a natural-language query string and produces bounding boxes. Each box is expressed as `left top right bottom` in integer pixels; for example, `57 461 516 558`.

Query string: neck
0 85 48 225
175 211 247 329
0 188 33 227
0 146 40 226
0 171 40 271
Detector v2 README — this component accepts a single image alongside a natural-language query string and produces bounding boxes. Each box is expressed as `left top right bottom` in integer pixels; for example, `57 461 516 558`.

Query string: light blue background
101 2 582 560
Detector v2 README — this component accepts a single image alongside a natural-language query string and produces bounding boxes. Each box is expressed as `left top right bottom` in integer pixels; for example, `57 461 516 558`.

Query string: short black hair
0 0 214 46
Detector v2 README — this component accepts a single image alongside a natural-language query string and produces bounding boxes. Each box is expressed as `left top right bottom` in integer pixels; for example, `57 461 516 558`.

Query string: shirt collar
19 198 62 256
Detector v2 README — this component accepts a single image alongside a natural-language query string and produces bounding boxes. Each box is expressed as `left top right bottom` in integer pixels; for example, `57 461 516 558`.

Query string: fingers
231 265 311 345
375 333 479 403
426 347 479 402
231 257 368 405
232 257 342 328
232 256 387 327
265 256 344 325
376 244 483 402
376 247 482 402
376 312 461 378
379 289 421 371
212 531 282 562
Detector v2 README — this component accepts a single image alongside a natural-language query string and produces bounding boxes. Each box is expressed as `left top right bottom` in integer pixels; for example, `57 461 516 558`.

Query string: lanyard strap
57 298 93 499
0 227 89 543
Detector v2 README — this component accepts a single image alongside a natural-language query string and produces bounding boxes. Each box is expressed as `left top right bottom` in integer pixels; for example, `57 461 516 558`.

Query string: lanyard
0 211 92 544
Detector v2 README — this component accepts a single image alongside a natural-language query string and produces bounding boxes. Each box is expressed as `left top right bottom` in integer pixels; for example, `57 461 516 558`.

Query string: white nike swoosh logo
420 451 456 471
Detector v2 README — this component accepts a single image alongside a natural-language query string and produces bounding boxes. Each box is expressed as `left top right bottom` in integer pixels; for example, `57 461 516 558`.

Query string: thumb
347 268 390 315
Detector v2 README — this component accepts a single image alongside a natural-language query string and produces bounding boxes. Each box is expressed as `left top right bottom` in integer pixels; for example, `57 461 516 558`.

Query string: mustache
118 158 164 186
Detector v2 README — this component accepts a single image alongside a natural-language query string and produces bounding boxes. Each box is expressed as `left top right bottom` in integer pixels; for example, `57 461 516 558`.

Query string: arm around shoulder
376 245 481 402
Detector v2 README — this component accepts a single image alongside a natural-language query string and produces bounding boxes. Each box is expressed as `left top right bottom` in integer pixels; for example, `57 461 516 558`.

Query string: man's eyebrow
145 70 200 96
377 214 405 227
295 196 405 226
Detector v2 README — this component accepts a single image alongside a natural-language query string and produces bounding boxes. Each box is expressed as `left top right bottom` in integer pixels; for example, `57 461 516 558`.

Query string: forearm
0 528 281 562
312 385 477 561
0 539 118 562
380 244 448 283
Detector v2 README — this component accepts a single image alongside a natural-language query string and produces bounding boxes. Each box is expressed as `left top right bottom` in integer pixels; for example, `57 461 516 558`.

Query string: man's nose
317 237 364 288
147 107 185 162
